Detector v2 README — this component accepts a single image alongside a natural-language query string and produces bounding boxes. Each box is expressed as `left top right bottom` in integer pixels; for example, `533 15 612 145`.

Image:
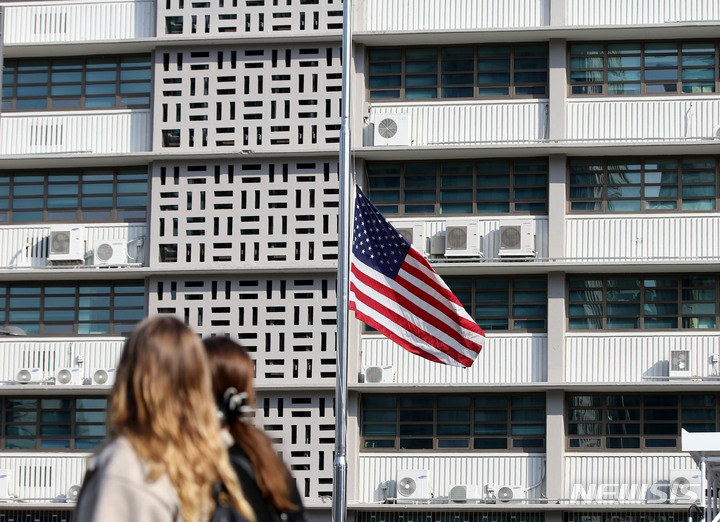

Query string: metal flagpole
333 0 352 521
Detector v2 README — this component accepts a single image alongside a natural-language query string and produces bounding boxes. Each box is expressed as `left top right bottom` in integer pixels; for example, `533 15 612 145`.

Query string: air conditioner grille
51 231 71 254
398 477 417 497
365 366 383 383
377 118 398 139
446 227 468 249
500 226 522 249
96 243 115 262
496 486 515 502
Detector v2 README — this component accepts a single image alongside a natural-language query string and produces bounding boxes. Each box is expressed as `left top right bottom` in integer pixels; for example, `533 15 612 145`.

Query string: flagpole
333 0 352 520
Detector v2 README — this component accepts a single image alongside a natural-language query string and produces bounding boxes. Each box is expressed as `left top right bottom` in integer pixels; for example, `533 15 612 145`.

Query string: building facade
1 1 720 521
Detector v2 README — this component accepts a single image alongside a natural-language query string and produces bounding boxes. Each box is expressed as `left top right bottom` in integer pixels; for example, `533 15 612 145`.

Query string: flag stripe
349 283 470 367
352 260 482 358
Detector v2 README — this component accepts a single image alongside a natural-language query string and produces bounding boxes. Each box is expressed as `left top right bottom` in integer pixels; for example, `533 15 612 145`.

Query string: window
362 394 545 451
566 514 687 522
367 159 548 215
0 168 148 224
567 393 720 450
0 281 145 335
569 157 719 212
360 513 546 522
2 55 152 111
368 44 548 100
447 276 547 332
570 41 719 95
1 396 108 450
568 275 718 330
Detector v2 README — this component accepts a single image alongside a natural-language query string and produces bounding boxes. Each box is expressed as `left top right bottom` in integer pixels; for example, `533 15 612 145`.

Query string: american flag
349 185 485 368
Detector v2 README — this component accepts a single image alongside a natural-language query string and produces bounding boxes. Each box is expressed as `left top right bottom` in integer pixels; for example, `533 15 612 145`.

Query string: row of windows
0 282 145 335
362 395 546 452
0 168 148 224
368 40 720 100
568 275 720 330
1 396 107 450
367 160 548 215
567 394 720 450
366 156 720 216
361 393 720 453
570 41 720 95
2 56 151 111
358 514 685 522
569 157 719 212
368 44 548 100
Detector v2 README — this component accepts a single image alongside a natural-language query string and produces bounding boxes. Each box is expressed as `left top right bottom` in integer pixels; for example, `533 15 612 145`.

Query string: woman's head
203 336 256 415
110 316 255 522
111 315 213 439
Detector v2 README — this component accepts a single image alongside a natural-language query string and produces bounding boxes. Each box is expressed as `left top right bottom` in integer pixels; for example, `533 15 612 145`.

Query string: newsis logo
569 482 699 503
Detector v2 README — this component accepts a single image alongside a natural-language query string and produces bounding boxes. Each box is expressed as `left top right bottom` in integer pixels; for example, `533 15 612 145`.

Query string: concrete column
548 39 567 142
548 154 566 260
547 271 565 383
546 390 566 502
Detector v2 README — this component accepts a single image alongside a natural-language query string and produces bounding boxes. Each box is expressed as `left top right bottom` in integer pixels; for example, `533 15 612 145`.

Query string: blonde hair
110 316 255 522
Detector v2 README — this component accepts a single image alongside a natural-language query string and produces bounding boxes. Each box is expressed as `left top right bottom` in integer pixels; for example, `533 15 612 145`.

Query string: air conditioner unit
669 469 701 504
669 350 691 378
396 469 432 503
498 221 535 259
48 226 84 264
55 367 82 386
0 469 10 499
487 484 523 503
93 240 127 266
15 368 42 384
445 221 482 258
392 222 426 256
364 365 394 384
91 368 117 386
66 484 81 502
449 484 479 504
373 113 411 146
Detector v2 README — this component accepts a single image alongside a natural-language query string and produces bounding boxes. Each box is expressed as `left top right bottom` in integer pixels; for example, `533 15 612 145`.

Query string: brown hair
204 336 298 514
110 316 255 522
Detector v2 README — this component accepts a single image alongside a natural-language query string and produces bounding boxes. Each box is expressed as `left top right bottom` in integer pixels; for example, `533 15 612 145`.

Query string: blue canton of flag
349 185 485 368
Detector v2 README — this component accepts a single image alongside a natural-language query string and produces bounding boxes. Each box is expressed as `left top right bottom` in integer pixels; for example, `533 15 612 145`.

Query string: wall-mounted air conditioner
16 368 42 384
91 368 117 386
396 469 432 503
0 469 10 499
55 367 82 385
498 221 535 259
392 222 426 256
66 484 81 502
669 350 691 378
93 240 127 266
364 365 394 384
445 221 481 258
449 484 478 503
48 226 84 264
487 484 523 502
373 113 411 146
669 469 701 503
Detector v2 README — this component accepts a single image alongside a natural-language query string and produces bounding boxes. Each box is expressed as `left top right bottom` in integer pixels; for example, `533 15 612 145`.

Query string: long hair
203 337 298 514
110 316 255 522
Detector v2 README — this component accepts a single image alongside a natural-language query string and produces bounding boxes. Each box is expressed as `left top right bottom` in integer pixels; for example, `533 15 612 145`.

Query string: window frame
569 40 720 96
2 55 152 112
361 393 546 453
566 393 720 451
368 43 549 101
567 274 719 331
366 159 549 217
0 167 149 224
1 395 109 451
567 156 720 213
